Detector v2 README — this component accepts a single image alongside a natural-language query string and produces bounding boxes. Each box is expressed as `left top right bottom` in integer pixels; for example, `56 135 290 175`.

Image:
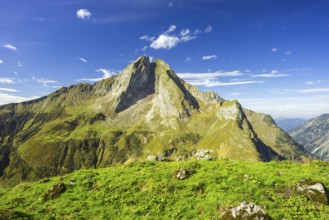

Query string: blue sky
1 0 329 118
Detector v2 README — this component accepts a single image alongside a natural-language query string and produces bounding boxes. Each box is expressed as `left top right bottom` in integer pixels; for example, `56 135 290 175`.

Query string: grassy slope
0 160 328 220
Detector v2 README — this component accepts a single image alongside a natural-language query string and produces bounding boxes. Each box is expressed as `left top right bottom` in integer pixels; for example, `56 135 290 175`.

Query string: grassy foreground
0 160 328 219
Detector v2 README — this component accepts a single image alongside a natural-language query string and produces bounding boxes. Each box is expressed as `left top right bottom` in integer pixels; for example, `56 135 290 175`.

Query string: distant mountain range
0 56 309 187
289 114 329 161
275 118 307 132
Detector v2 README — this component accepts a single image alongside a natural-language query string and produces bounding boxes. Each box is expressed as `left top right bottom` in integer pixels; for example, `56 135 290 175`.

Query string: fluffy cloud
202 55 217 61
147 25 200 50
3 44 17 51
150 34 180 49
271 48 278 53
0 59 3 64
251 70 289 78
0 78 15 84
77 69 117 82
77 9 92 20
205 25 213 33
78 57 88 63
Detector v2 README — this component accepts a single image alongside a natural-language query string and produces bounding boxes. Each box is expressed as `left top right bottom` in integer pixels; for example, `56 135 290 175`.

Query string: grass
0 160 328 219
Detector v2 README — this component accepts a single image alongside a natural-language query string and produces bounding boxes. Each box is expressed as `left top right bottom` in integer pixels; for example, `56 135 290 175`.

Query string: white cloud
139 35 155 41
0 93 39 105
149 25 199 50
180 35 196 42
251 70 289 78
0 87 19 92
32 77 58 87
168 2 173 7
0 59 3 64
178 71 242 80
18 61 23 67
77 69 117 82
305 80 322 85
205 25 213 33
77 9 92 20
78 57 88 63
3 44 17 51
0 78 15 84
165 25 176 34
202 55 217 61
271 48 278 53
150 34 180 49
297 88 329 94
180 29 190 36
187 80 263 87
239 95 329 118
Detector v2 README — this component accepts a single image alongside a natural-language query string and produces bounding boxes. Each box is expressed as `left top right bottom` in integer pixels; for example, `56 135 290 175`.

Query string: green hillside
0 160 328 219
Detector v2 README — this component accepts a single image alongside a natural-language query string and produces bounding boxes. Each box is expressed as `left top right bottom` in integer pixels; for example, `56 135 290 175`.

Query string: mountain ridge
289 114 329 161
0 56 309 187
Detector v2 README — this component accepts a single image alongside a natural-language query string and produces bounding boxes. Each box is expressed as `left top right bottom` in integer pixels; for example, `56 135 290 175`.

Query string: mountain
0 56 308 187
289 114 329 161
275 118 307 132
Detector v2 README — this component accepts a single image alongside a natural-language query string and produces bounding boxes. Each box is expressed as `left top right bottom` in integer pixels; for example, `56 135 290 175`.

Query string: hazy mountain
0 56 308 186
289 114 329 161
275 118 307 132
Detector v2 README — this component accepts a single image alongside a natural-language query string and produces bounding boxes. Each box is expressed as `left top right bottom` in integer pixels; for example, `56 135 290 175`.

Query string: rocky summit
289 114 329 161
0 56 308 186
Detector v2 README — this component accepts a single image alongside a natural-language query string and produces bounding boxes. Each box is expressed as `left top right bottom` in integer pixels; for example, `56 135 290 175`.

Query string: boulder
43 183 66 202
295 179 329 204
221 202 272 220
174 169 194 180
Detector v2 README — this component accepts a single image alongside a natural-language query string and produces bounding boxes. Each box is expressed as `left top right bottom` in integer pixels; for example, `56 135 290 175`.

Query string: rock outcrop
221 202 272 220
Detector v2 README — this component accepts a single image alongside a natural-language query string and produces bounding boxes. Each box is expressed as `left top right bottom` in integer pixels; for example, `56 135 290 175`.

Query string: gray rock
221 202 272 220
146 155 157 161
195 149 214 160
43 183 66 202
295 179 329 204
174 169 194 180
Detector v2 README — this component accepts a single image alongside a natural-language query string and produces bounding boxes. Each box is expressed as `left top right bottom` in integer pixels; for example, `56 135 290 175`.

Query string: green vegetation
0 160 328 219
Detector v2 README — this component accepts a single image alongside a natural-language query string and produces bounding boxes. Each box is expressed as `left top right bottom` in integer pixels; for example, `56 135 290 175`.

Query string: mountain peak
0 56 309 187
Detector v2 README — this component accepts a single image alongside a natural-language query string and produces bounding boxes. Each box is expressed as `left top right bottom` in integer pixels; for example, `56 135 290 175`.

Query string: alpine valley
0 56 309 187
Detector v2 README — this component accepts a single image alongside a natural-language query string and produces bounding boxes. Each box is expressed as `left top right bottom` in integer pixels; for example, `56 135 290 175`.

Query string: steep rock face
0 56 308 186
289 114 329 161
